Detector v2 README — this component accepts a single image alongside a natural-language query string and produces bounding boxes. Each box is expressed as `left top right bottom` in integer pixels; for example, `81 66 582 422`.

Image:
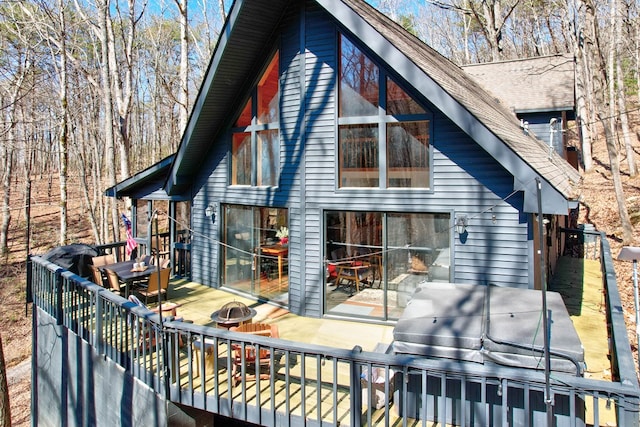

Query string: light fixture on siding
205 204 216 222
455 215 468 235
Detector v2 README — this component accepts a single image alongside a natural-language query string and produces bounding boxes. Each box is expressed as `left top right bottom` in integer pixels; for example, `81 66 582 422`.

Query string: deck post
350 345 363 427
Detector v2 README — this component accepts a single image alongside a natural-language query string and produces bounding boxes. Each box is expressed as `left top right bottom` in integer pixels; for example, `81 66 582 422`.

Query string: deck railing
28 231 640 426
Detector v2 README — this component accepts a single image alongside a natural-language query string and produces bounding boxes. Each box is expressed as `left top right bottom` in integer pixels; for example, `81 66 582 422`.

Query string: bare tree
436 0 521 60
582 0 634 244
55 0 70 245
612 0 636 176
0 4 34 256
174 0 189 134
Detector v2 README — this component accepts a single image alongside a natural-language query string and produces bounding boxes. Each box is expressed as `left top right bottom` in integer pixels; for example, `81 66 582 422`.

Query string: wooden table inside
260 244 288 288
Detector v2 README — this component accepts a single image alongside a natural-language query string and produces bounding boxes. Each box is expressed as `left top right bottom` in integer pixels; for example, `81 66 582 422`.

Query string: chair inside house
328 247 373 295
326 247 347 285
89 265 105 287
92 254 115 267
367 253 383 287
335 261 372 295
229 323 280 386
104 268 127 296
135 267 170 304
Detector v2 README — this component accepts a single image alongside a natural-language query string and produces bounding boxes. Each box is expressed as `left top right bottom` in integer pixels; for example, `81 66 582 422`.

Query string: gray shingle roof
462 55 575 113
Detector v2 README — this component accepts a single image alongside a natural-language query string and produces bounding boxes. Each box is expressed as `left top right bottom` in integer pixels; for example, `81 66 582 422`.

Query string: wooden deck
141 256 615 425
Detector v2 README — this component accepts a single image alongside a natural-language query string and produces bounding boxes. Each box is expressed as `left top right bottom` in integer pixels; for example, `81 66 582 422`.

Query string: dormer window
231 52 280 187
338 35 431 189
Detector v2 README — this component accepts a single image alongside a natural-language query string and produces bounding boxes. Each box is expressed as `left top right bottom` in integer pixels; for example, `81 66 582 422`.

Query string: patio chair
89 265 105 287
135 267 170 304
104 268 127 296
229 323 279 386
128 295 185 350
92 254 115 267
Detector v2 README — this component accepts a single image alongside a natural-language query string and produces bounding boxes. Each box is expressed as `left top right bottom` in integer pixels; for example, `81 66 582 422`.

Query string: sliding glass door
325 211 450 320
222 204 289 301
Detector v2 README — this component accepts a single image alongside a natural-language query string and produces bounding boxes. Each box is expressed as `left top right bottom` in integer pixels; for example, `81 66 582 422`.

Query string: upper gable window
339 37 379 117
231 52 280 187
338 35 431 189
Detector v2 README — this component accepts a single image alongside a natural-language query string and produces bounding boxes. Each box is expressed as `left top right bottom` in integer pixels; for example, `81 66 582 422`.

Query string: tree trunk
569 2 593 171
0 143 11 259
177 0 189 135
218 0 226 23
58 1 69 246
0 335 10 427
99 0 120 243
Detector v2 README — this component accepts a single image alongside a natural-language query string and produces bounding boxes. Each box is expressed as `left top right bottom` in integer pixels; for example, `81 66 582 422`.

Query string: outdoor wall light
205 204 216 222
455 215 468 235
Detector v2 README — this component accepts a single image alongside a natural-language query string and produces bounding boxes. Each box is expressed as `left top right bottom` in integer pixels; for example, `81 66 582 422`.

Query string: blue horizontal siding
188 1 537 315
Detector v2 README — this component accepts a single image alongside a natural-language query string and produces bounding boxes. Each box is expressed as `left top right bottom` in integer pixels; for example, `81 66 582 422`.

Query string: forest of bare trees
0 0 638 257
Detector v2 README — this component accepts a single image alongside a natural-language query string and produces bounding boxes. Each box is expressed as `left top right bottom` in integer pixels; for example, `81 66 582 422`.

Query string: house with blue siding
107 0 581 322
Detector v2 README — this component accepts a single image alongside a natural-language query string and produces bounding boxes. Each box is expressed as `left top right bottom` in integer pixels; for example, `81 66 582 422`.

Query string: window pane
387 121 430 188
257 130 278 186
340 35 379 117
325 211 382 318
386 77 426 116
258 52 279 124
223 205 253 286
339 125 379 187
256 207 289 297
387 213 450 318
232 132 252 185
235 99 252 127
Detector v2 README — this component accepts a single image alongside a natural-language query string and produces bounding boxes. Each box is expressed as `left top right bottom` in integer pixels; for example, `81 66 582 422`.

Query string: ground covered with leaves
2 136 640 425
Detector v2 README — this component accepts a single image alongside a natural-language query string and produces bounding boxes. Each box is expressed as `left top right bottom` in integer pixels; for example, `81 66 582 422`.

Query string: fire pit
210 301 257 329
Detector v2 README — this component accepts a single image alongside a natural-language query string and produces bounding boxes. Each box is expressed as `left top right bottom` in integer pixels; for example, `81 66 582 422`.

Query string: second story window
231 52 280 187
338 35 431 189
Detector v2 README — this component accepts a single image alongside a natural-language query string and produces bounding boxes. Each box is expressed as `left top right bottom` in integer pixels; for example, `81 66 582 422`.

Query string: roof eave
105 155 175 199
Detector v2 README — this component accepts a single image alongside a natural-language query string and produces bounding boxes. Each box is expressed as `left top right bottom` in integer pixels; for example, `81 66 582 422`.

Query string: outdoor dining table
100 256 155 287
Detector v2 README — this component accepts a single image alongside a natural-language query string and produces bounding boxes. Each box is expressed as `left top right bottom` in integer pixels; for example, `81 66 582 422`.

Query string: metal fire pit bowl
210 301 257 329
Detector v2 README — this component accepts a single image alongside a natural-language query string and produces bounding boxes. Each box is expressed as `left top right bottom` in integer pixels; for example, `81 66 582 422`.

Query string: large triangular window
231 52 280 187
338 34 431 189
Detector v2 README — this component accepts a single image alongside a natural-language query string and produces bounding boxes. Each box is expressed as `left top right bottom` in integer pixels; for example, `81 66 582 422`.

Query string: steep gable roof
462 55 575 114
167 0 580 213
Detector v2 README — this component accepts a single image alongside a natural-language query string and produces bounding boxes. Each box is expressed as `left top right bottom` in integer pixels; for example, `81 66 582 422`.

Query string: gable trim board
105 155 183 201
316 0 578 214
